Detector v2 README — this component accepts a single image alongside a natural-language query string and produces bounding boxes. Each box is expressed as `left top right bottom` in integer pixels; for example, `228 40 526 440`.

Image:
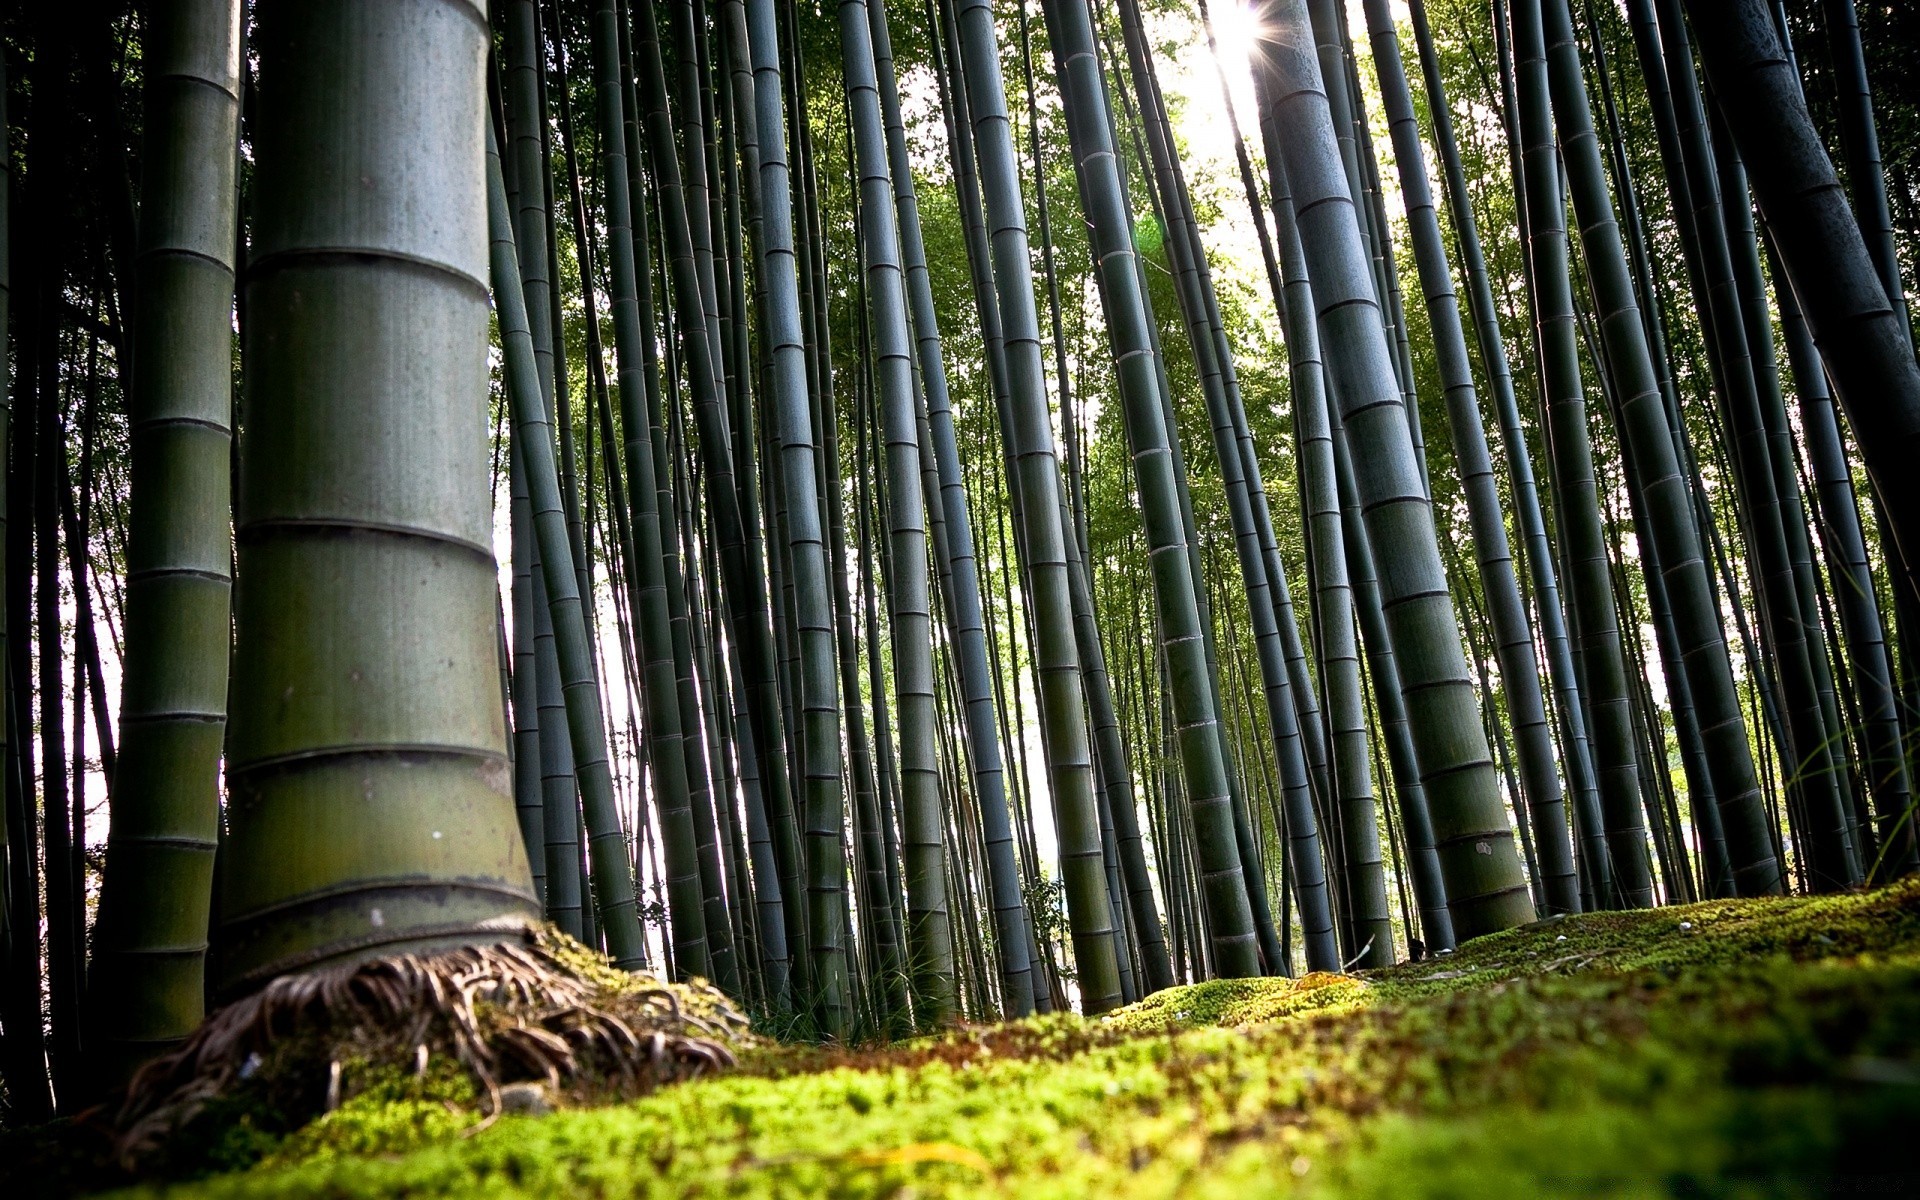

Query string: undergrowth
14 880 1920 1198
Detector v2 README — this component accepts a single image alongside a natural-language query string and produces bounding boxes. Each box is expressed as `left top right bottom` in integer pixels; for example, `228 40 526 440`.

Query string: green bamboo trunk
1707 106 1855 887
530 544 585 937
1257 0 1534 940
951 0 1123 1012
1258 133 1393 965
740 0 849 1031
1330 405 1455 953
715 0 796 998
1680 0 1920 610
838 0 957 1024
870 0 1037 1014
1542 0 1781 897
1243 66 1344 974
507 450 546 905
1043 0 1260 979
90 0 240 1075
221 0 537 991
666 15 749 997
1103 0 1293 973
1507 0 1655 907
1465 0 1614 904
584 0 713 973
1361 0 1579 917
638 0 814 1005
488 129 648 966
1587 5 1729 896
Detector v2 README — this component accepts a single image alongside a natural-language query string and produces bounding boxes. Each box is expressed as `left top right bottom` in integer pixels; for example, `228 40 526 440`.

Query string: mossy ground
22 882 1920 1197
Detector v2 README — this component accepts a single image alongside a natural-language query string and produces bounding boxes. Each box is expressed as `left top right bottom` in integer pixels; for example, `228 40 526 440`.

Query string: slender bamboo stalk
488 126 648 965
872 0 1038 1014
1584 0 1726 898
90 0 240 1079
1508 0 1655 906
1362 0 1578 917
739 0 849 1031
585 0 715 976
838 0 958 1024
1680 0 1920 601
1 21 50 1110
508 443 548 873
950 0 1123 1012
1045 0 1259 979
1258 134 1391 965
711 2 794 999
1256 0 1536 939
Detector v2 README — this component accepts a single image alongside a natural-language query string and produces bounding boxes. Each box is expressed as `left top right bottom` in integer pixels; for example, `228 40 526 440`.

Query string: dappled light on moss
1103 970 1370 1034
56 880 1916 1198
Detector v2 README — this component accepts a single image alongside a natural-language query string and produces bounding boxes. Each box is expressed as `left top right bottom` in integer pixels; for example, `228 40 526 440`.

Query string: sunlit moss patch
52 880 1920 1198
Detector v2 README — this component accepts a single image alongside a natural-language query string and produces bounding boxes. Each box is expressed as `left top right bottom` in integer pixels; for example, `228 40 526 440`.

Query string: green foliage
85 881 1920 1198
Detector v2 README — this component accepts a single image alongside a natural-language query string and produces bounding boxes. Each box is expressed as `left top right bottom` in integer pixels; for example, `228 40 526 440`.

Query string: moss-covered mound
0 931 754 1197
27 881 1920 1197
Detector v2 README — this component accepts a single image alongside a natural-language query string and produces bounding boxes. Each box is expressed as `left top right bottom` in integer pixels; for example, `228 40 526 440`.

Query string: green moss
79 883 1920 1197
1102 971 1370 1034
258 1058 480 1167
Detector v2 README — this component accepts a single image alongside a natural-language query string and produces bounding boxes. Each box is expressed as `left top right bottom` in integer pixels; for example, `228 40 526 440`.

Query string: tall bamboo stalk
1361 0 1578 917
1509 0 1654 906
488 127 648 966
587 0 711 975
871 0 1038 1014
1255 123 1391 964
1681 0 1920 600
739 0 849 1030
950 0 1123 1012
221 0 538 991
839 0 958 1023
1538 0 1784 896
90 0 241 1079
1257 0 1536 939
1044 0 1260 979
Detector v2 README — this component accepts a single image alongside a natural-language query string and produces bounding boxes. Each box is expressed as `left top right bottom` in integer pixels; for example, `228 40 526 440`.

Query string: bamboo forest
2 0 1920 1193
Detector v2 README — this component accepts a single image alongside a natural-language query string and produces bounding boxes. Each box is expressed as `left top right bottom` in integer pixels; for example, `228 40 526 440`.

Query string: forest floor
19 878 1920 1197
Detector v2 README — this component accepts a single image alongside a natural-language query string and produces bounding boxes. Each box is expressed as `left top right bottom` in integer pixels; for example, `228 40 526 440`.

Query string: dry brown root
112 928 750 1166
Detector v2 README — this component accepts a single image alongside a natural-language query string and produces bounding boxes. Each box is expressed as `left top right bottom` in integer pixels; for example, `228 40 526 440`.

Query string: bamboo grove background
1 0 1917 1114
